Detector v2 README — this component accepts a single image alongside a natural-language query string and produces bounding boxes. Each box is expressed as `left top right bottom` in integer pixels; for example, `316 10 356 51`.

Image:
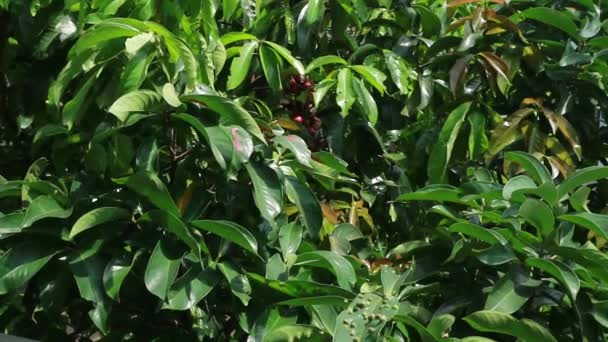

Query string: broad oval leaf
144 239 181 300
113 172 180 216
464 310 557 342
525 257 579 299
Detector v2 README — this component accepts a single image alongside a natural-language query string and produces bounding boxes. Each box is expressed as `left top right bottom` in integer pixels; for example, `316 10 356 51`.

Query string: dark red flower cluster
286 75 319 134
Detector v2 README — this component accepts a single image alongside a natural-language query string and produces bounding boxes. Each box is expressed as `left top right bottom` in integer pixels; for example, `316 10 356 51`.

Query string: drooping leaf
245 162 283 223
284 176 322 240
428 102 472 184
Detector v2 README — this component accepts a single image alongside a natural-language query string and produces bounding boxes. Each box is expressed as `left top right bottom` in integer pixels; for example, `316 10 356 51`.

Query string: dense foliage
1 0 608 340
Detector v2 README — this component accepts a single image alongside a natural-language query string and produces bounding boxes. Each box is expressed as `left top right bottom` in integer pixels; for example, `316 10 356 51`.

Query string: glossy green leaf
428 102 472 184
113 172 180 216
103 251 137 300
558 212 608 240
164 267 219 310
0 241 59 295
191 220 259 256
518 7 580 40
218 262 251 305
263 41 305 75
484 270 534 314
108 90 162 122
519 198 554 237
70 207 130 239
279 222 302 258
284 176 322 239
305 55 347 73
273 135 312 167
505 151 552 185
245 162 283 223
180 94 266 143
259 45 282 91
350 65 386 94
21 195 73 228
352 76 378 125
295 251 356 290
227 41 257 89
464 310 557 342
526 257 579 299
144 239 181 300
336 68 355 116
557 166 608 198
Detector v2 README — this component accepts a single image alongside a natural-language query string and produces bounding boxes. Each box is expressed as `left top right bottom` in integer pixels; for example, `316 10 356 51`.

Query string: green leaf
70 207 131 239
305 55 347 73
259 45 282 91
191 220 259 256
295 251 356 290
265 325 328 342
108 90 163 122
113 172 180 216
273 135 312 167
279 222 303 258
506 151 550 180
557 166 608 198
248 273 355 299
180 94 266 143
218 262 251 305
68 254 111 333
352 77 378 126
306 0 325 25
162 83 182 107
313 78 336 107
484 270 534 314
144 239 181 300
397 185 463 203
525 257 579 299
144 210 205 255
503 175 536 201
384 51 411 95
427 314 456 339
558 212 608 240
62 69 101 130
69 19 143 57
164 267 219 310
118 45 155 94
227 41 257 89
245 162 283 223
0 240 59 295
22 195 73 228
349 65 386 94
263 41 305 75
449 223 507 245
220 32 257 46
103 251 137 300
464 310 557 342
428 102 472 184
518 7 580 40
519 198 554 238
414 5 441 37
284 176 322 240
468 111 488 160
336 68 355 116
